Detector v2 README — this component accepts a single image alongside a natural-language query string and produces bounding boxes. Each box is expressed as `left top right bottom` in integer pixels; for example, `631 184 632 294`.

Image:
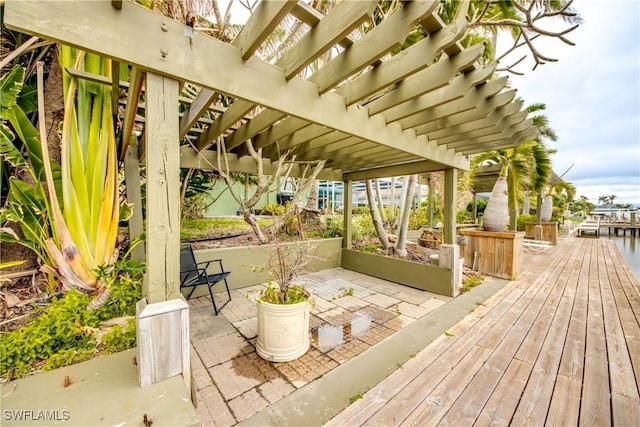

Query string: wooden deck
327 237 640 426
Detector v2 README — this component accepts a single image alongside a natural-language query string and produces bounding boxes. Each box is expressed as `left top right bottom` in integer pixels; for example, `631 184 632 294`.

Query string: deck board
328 237 640 426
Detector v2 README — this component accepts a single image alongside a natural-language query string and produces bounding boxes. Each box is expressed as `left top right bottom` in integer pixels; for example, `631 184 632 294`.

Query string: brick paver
189 267 460 426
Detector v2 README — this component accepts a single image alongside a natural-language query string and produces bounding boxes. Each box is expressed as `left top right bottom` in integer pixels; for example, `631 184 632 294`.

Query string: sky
501 0 640 207
218 0 640 207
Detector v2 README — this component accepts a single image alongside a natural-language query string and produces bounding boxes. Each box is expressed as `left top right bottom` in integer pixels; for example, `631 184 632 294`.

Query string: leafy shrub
323 215 343 237
351 215 376 241
0 260 143 380
457 210 472 224
516 214 537 231
0 291 99 379
409 208 427 230
102 319 137 354
261 203 286 216
461 275 484 293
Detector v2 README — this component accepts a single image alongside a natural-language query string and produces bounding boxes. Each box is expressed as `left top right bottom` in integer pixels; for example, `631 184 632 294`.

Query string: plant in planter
252 242 315 362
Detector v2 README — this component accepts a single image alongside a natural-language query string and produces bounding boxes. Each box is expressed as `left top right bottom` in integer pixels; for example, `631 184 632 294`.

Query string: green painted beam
432 102 524 142
178 1 296 138
399 77 508 128
460 127 538 155
366 43 485 116
410 88 515 133
309 0 438 94
378 63 497 125
335 19 467 105
343 160 447 181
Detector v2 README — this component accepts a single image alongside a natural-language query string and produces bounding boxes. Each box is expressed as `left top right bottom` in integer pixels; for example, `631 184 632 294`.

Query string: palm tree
472 141 551 231
598 195 609 207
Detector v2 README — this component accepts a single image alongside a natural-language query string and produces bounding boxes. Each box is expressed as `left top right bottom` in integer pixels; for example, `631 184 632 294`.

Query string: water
603 233 640 278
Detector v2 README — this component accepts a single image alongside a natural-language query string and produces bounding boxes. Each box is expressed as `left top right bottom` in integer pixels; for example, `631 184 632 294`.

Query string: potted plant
253 242 314 362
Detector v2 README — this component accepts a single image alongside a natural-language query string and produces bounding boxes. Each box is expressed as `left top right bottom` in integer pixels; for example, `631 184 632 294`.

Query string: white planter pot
256 298 311 362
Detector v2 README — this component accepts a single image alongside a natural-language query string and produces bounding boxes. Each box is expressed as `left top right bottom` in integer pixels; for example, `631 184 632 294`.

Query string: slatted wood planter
524 222 558 245
459 229 525 280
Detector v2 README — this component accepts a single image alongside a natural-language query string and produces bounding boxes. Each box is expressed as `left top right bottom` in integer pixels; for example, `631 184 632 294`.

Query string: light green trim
341 249 453 296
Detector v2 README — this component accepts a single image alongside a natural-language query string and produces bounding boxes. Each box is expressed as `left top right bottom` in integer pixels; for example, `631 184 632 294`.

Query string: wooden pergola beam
192 0 376 151
335 19 467 106
365 44 484 116
411 88 515 134
379 63 497 126
344 160 445 181
178 1 297 138
398 77 508 129
432 102 524 143
4 0 470 170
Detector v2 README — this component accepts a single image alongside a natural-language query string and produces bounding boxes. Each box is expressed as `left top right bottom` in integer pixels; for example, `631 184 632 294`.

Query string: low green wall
340 249 453 296
186 238 342 298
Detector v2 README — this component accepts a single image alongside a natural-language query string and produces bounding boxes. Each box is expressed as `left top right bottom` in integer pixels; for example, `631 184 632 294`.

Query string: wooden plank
580 240 611 426
401 346 491 426
4 0 470 170
308 0 439 94
545 375 582 426
179 146 343 180
408 88 515 132
510 252 579 424
142 73 181 303
606 242 640 384
179 1 295 137
365 44 486 115
335 19 466 106
278 0 376 79
398 79 509 129
473 359 533 427
600 241 640 424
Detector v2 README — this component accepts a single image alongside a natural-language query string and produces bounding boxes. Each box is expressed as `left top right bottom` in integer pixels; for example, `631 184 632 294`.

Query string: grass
181 217 275 240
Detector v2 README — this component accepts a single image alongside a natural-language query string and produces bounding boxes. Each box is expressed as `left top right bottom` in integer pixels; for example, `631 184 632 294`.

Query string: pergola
5 0 536 303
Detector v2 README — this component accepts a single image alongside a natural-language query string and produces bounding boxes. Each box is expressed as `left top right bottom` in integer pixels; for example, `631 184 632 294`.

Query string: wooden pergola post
142 72 181 303
439 167 461 296
343 180 353 250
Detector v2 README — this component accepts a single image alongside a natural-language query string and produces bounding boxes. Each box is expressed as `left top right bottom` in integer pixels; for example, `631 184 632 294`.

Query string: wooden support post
443 167 457 244
343 180 353 249
440 168 460 296
143 72 180 303
124 142 145 262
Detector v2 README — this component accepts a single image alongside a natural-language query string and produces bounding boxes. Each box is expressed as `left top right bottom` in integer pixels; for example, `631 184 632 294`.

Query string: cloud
500 0 640 206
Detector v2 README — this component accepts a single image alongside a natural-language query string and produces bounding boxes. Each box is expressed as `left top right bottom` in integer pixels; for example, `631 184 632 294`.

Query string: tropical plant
1 64 61 291
0 45 129 306
472 140 551 231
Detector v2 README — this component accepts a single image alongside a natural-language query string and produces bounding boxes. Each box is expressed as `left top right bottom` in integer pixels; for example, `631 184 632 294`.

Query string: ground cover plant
0 259 143 381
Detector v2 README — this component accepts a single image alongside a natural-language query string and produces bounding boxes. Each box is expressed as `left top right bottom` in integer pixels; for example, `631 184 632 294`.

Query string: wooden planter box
524 222 558 245
340 249 453 296
459 229 525 280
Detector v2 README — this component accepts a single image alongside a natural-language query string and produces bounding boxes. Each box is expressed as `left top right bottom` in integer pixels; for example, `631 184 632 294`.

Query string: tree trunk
395 176 409 232
374 179 387 223
483 176 509 232
536 192 543 225
244 209 268 244
541 194 553 222
366 179 391 250
522 190 531 215
301 179 321 226
395 175 417 257
388 177 397 226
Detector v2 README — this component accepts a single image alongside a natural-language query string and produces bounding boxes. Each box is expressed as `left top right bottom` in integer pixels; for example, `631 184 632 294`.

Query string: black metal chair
180 244 231 315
